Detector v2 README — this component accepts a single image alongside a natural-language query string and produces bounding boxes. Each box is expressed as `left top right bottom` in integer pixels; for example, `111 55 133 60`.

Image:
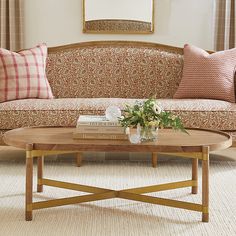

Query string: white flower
153 104 162 114
171 115 177 120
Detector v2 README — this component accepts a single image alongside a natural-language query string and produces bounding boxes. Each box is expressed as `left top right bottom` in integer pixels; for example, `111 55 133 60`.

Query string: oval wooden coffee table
3 127 232 222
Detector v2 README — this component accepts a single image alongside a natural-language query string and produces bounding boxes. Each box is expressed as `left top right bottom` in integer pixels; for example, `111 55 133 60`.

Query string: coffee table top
3 127 232 153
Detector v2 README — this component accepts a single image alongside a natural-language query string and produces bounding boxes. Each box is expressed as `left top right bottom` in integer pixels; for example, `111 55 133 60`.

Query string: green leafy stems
118 98 188 134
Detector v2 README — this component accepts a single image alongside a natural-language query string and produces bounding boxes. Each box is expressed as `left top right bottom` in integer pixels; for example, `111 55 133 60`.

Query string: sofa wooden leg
76 153 83 167
37 156 44 192
152 153 157 168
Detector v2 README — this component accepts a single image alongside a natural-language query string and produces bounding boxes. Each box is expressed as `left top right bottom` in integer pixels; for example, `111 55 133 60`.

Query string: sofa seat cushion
0 98 236 130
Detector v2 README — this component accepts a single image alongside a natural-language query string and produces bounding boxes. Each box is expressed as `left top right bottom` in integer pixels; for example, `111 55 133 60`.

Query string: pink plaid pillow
0 43 53 102
174 44 236 102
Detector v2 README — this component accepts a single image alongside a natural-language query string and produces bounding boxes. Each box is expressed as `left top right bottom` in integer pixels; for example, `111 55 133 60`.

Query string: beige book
76 126 125 134
73 132 128 140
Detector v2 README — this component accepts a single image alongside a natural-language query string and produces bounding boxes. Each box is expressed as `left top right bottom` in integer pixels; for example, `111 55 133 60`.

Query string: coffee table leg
152 153 157 168
192 158 198 194
202 146 209 222
37 156 44 192
26 144 33 221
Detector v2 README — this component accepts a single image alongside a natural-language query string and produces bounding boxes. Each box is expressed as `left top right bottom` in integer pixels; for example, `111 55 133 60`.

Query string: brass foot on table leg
26 211 32 221
202 213 209 222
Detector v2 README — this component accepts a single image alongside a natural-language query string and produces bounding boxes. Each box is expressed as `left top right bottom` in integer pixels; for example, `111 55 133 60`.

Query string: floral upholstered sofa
1 41 235 165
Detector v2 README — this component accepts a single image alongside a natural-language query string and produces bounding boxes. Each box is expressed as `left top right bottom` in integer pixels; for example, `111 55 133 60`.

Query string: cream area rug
0 159 235 236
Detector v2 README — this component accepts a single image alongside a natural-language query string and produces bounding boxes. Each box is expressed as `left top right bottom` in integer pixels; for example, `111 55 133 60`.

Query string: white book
77 115 120 127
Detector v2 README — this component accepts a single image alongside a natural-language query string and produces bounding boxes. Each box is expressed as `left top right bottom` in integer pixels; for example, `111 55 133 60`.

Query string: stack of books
73 115 127 140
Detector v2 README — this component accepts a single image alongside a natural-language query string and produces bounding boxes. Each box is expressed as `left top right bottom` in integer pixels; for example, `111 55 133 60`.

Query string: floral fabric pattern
46 45 183 99
85 20 152 32
1 98 236 131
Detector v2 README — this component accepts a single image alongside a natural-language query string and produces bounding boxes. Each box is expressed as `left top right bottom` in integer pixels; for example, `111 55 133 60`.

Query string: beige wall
24 0 215 50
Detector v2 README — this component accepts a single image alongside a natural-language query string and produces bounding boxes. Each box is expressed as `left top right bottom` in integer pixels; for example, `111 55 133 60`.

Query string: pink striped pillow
174 44 236 102
0 44 53 103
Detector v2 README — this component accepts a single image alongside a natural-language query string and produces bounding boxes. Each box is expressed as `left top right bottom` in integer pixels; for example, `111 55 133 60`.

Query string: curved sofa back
46 41 184 99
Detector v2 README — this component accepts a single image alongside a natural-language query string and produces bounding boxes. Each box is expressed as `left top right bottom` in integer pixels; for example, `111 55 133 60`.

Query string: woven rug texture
0 159 235 236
